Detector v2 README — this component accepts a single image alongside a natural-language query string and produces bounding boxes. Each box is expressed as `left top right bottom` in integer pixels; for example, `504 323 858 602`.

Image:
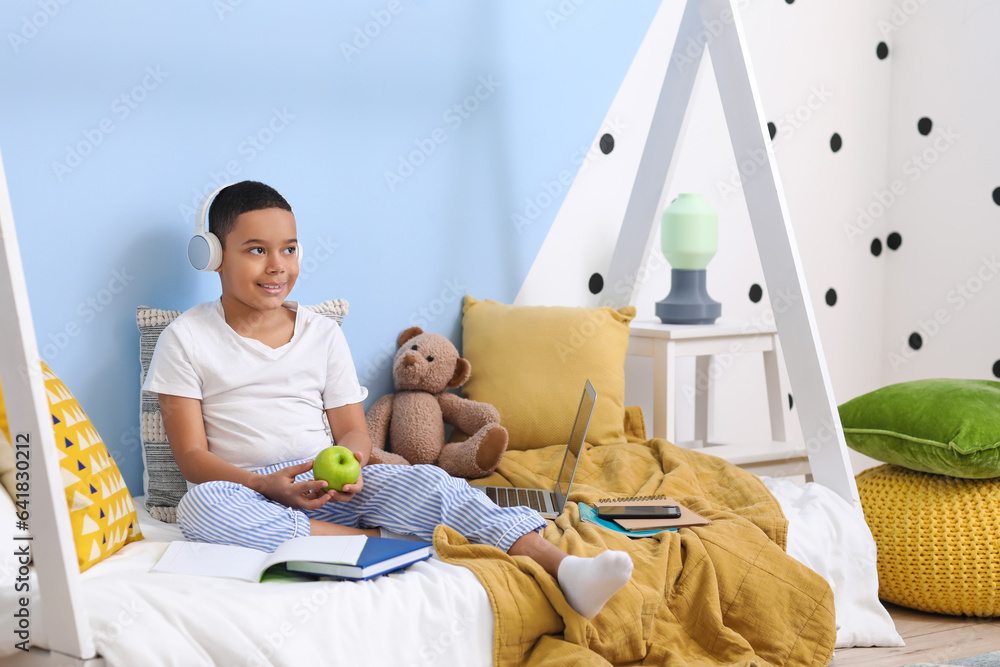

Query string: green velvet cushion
839 379 1000 479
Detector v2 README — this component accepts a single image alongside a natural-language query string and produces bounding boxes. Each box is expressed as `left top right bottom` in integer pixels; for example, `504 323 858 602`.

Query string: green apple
313 445 361 492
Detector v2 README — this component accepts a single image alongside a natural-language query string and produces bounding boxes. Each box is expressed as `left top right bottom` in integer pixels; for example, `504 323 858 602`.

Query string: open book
152 535 399 582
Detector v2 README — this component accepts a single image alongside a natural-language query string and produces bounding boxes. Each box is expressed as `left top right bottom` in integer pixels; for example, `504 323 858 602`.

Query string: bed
0 303 905 667
1 409 902 666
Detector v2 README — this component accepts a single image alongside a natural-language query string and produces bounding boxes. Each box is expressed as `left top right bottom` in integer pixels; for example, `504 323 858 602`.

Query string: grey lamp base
656 269 721 324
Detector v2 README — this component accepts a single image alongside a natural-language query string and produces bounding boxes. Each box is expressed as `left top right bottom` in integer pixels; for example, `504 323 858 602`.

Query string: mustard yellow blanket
434 412 836 666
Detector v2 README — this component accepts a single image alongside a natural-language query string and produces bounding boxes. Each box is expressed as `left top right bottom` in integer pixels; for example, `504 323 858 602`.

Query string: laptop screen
553 380 597 510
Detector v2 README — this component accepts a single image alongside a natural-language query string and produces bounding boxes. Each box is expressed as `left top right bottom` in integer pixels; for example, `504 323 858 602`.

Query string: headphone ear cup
187 231 224 271
296 241 304 267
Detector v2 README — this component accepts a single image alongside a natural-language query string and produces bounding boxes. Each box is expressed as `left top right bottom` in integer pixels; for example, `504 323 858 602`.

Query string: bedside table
627 318 809 476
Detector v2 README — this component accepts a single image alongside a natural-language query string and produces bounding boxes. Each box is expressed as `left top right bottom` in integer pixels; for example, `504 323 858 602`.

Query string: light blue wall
0 1 658 492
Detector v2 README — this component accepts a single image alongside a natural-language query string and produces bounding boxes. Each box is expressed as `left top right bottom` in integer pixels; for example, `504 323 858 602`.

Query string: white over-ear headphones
188 184 227 271
188 183 304 271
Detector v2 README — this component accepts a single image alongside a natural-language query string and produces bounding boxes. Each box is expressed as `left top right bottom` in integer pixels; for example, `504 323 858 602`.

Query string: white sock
556 551 634 619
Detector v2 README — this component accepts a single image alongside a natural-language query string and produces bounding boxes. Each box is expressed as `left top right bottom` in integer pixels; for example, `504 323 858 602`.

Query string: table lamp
655 193 721 324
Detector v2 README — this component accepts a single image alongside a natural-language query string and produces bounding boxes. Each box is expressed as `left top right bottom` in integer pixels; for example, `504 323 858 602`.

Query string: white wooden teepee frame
0 0 855 661
604 0 858 504
0 152 100 663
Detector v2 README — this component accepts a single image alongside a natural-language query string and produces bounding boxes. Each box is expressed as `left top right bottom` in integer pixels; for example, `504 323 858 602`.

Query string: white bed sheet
2 480 903 663
1 497 494 666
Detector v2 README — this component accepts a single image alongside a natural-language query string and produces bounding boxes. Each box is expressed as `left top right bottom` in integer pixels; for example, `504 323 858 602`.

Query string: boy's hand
255 461 334 510
325 450 365 503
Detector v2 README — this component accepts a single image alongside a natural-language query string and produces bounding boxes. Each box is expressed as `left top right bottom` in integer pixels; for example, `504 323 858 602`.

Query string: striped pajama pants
176 460 546 553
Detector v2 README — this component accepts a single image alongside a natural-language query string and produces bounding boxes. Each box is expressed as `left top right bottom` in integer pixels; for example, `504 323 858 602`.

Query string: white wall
879 1 1000 386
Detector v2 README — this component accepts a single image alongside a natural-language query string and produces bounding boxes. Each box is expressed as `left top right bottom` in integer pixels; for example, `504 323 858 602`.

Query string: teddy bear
366 326 508 479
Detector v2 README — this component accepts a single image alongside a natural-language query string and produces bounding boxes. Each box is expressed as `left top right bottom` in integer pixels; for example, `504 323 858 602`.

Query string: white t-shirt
142 299 368 470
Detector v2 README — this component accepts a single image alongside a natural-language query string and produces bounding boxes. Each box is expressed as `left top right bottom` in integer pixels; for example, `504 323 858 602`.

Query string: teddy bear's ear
397 327 424 349
448 358 472 388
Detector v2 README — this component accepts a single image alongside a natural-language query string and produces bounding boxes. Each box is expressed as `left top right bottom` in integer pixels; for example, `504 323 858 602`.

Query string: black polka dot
876 42 889 59
749 283 763 303
908 332 922 350
917 117 933 136
825 288 837 306
871 238 883 256
992 187 1000 206
588 273 604 295
788 394 794 410
599 134 614 155
993 360 1000 378
768 122 777 140
785 0 794 4
830 133 843 152
887 232 902 250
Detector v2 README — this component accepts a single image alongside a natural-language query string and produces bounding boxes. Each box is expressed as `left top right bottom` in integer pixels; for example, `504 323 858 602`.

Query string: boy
143 181 632 619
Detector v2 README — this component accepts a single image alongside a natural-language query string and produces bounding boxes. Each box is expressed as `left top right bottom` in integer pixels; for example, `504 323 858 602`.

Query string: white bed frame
0 0 856 662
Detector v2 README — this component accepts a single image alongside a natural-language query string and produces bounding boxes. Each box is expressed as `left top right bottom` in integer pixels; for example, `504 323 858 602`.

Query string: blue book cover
285 536 432 580
578 503 676 537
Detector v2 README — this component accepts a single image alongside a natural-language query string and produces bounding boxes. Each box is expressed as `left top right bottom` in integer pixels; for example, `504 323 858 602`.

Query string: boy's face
216 207 299 314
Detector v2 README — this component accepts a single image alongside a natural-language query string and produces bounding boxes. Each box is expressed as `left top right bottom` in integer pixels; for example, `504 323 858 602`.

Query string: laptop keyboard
482 486 546 512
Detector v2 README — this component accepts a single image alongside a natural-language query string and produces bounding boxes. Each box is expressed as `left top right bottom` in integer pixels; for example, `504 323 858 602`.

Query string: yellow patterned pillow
0 376 8 443
0 363 143 571
461 296 635 451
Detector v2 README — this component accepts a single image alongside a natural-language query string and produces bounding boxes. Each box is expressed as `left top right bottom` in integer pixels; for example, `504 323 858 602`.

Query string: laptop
478 380 596 519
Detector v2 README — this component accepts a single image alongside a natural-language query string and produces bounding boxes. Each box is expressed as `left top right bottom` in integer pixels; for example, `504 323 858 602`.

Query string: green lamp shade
661 193 718 270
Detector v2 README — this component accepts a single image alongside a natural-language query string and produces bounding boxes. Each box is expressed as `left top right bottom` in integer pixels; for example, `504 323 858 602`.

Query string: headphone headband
194 183 231 236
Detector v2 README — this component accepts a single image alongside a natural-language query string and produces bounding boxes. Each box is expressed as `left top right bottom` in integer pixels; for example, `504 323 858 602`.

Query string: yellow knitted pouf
856 464 1000 616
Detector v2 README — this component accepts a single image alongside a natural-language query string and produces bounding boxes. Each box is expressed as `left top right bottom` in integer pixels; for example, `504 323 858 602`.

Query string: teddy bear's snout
402 353 417 366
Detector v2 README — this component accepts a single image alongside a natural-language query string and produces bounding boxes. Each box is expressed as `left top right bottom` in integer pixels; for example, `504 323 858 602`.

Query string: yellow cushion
461 296 635 451
857 464 999 616
0 363 143 571
0 372 8 444
0 431 16 501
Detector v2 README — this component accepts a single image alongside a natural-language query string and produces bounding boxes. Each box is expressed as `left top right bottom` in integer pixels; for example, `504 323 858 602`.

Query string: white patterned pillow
136 300 348 522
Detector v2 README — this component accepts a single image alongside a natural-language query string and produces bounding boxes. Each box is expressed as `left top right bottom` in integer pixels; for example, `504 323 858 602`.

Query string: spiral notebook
593 496 712 531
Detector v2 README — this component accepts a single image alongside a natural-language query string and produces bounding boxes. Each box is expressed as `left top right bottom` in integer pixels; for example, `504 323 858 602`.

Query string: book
578 502 676 538
285 536 432 580
152 535 368 582
594 495 712 531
